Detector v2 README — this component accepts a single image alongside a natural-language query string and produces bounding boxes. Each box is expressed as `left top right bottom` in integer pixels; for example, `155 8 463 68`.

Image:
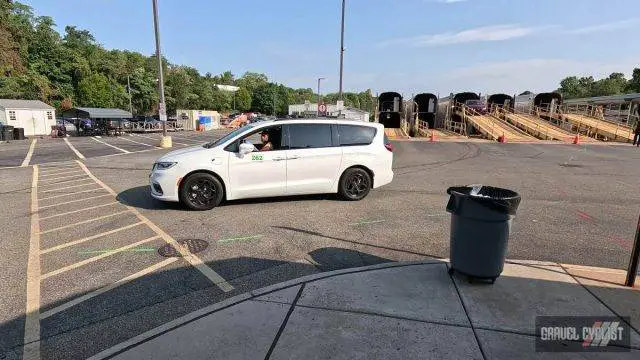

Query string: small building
176 109 221 131
0 99 56 136
288 102 370 122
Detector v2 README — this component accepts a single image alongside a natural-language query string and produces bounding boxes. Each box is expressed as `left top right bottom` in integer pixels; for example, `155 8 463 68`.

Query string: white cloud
379 24 551 48
567 18 640 34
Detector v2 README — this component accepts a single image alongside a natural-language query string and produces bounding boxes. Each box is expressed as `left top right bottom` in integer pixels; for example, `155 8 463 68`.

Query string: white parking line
39 170 83 178
41 221 144 254
23 165 41 359
38 177 92 187
39 188 105 201
21 138 37 167
119 136 161 148
37 194 112 210
38 210 130 234
39 258 178 320
64 138 85 159
91 137 130 153
41 235 161 280
39 181 96 193
39 173 87 182
76 160 234 293
38 201 120 220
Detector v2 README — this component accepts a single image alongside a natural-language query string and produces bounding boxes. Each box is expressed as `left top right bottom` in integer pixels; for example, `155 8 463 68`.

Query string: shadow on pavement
0 247 390 359
116 186 339 211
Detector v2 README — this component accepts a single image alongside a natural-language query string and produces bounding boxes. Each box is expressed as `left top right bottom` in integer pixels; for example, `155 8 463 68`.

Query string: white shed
0 99 56 136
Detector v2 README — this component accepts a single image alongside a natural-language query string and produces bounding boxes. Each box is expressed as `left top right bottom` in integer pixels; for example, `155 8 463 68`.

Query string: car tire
180 172 225 211
338 168 372 201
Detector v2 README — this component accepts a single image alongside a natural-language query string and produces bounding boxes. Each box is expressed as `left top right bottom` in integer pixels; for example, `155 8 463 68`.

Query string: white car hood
156 145 207 162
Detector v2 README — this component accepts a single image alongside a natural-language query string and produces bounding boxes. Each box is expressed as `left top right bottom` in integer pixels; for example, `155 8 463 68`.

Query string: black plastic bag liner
447 185 521 216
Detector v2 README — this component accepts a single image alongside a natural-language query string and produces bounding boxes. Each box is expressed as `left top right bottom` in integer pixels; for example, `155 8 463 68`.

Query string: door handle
273 156 285 161
287 155 300 160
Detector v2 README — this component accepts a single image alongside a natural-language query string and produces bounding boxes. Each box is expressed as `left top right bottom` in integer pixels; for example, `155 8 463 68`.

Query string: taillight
385 142 393 152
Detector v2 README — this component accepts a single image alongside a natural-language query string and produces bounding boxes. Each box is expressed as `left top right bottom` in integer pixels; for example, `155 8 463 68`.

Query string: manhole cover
559 163 583 168
158 239 209 257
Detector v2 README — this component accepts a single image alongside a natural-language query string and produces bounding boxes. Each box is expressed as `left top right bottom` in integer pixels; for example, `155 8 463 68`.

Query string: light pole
152 0 170 146
317 77 325 116
339 0 345 101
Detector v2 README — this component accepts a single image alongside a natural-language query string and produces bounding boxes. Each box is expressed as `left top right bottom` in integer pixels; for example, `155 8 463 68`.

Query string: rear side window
338 125 376 146
288 124 332 149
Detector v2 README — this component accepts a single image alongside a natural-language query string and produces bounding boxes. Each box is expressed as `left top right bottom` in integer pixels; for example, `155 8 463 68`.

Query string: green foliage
234 87 252 111
558 71 636 99
77 73 127 108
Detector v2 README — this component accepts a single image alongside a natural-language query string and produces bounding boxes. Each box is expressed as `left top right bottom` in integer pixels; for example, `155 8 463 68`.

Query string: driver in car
259 130 273 151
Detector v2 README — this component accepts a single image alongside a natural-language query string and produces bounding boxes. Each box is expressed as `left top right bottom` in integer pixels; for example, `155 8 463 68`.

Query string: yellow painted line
91 137 130 153
39 173 87 182
76 160 234 293
38 188 104 201
119 136 161 148
39 181 95 193
38 166 79 175
37 194 112 210
23 165 41 359
41 235 161 280
39 170 83 178
21 138 37 167
39 201 120 220
39 257 178 320
38 210 131 234
64 138 85 159
41 221 144 254
38 176 93 187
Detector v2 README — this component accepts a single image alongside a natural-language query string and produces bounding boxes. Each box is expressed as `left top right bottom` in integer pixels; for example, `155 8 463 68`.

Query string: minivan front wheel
180 172 224 210
339 168 371 201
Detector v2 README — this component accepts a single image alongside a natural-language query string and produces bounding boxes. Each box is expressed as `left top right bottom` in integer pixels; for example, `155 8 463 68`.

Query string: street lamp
317 77 326 116
152 0 171 147
339 0 345 101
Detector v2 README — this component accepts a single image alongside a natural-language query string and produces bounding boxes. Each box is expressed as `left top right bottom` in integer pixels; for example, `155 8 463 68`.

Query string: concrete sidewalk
92 260 640 360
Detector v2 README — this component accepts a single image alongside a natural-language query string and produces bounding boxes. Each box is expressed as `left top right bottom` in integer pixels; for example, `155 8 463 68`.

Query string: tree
234 87 251 111
627 68 640 93
77 73 127 108
236 72 268 93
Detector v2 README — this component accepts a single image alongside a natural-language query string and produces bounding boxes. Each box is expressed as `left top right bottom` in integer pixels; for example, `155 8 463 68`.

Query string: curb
89 259 637 359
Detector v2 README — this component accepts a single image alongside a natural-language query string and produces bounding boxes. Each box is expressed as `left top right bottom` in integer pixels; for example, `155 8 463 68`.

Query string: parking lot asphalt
1 130 640 359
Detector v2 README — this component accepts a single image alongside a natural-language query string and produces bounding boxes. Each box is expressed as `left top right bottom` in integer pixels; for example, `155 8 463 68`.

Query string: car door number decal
251 154 264 161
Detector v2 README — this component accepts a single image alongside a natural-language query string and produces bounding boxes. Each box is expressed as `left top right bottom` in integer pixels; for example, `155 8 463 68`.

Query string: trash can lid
447 185 521 215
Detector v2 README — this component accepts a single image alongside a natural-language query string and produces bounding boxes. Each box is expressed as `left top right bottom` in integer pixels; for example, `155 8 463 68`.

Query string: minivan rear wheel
180 172 224 211
339 168 371 201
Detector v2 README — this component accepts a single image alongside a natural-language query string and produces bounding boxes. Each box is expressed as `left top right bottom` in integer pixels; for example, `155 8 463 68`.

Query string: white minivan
149 119 394 210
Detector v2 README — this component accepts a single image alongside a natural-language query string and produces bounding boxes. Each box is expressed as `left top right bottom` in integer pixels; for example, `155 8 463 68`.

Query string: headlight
154 162 177 170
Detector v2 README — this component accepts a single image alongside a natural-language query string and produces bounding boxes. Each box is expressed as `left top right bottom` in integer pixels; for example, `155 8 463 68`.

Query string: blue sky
24 0 640 97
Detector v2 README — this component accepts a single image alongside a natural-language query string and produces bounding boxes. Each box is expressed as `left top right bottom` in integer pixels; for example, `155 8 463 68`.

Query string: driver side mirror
239 142 254 155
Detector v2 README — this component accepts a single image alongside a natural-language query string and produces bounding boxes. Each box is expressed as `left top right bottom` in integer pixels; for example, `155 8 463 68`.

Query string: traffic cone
572 134 580 145
429 131 436 142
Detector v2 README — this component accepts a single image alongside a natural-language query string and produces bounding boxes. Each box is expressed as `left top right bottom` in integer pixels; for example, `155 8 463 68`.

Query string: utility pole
152 0 169 145
127 75 133 115
339 0 345 101
317 77 325 116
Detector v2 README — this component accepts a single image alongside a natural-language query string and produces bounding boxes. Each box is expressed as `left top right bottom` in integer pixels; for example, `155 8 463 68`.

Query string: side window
224 125 284 152
9 111 17 122
46 111 53 120
338 125 376 146
288 124 332 149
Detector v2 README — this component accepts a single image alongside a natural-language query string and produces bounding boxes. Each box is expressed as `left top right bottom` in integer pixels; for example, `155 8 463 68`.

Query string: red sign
318 103 327 113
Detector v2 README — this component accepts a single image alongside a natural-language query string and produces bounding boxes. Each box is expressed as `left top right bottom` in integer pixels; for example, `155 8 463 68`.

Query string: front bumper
149 170 180 202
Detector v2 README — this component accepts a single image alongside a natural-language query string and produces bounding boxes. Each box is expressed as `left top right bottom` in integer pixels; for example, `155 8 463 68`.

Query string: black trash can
2 125 14 141
13 127 25 140
446 185 521 283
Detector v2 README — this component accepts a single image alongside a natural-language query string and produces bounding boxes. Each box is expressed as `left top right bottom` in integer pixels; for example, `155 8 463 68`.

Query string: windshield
203 125 254 148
